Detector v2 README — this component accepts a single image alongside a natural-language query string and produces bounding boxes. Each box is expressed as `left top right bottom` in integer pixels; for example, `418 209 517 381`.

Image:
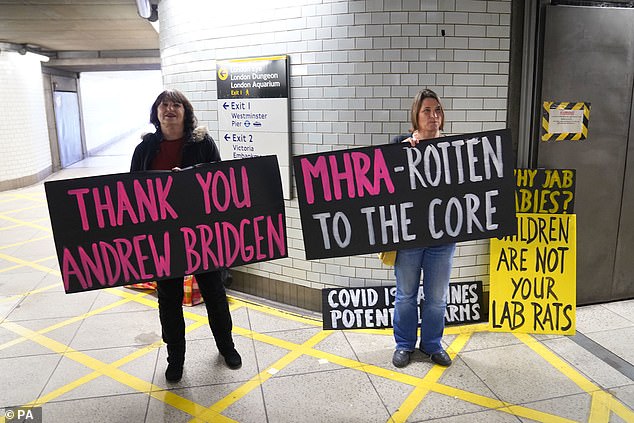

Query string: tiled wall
159 0 511 304
0 52 52 190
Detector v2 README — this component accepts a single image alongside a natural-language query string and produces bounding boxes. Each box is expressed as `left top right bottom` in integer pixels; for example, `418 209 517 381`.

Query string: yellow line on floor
30 282 631 422
0 235 52 250
589 391 611 423
194 330 333 422
0 291 150 351
390 333 470 422
445 322 490 335
514 332 634 421
433 384 578 422
0 255 58 274
26 320 206 408
0 283 58 304
105 287 244 319
2 321 235 423
4 193 47 203
1 204 46 215
0 214 52 232
589 390 634 423
234 323 585 423
514 332 600 393
0 251 59 275
230 296 322 326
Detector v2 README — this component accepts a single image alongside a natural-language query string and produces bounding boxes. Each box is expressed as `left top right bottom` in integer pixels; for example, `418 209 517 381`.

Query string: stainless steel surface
54 91 84 168
538 5 634 303
613 79 634 299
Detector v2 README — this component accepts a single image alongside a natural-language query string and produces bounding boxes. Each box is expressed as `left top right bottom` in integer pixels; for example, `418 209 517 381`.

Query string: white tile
460 343 585 404
586 327 634 364
576 304 633 333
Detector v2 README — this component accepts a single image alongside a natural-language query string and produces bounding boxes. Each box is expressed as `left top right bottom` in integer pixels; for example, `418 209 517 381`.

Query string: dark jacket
130 126 221 172
391 134 410 144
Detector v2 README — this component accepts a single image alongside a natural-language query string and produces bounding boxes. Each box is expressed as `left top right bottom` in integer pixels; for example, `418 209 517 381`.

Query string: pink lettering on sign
181 213 286 274
61 233 171 291
195 166 252 214
66 177 178 231
300 148 395 204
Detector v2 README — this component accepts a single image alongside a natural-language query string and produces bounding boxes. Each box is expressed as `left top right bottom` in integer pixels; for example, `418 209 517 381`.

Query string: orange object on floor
126 275 203 307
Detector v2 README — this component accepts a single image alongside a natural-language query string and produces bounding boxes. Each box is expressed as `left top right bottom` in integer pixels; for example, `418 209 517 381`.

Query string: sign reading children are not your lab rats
45 156 287 294
293 129 518 259
490 168 577 335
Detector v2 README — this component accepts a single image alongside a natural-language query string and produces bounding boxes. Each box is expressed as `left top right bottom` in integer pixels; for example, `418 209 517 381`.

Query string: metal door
53 90 84 167
538 5 634 303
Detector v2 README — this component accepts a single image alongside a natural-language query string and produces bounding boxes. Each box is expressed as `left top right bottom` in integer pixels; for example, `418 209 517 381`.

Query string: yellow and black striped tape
541 101 591 141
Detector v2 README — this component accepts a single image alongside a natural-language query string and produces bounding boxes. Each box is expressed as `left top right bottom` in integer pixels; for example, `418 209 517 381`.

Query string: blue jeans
393 243 456 354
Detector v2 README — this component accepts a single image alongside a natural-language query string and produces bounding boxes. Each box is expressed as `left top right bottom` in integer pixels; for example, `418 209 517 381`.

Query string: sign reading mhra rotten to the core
44 156 287 294
293 129 517 259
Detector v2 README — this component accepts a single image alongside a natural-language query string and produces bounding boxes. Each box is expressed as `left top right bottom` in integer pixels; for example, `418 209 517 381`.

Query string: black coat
130 127 221 172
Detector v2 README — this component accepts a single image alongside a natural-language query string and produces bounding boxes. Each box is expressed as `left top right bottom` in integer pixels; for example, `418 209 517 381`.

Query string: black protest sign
45 156 287 294
514 169 576 213
321 281 485 330
293 129 517 259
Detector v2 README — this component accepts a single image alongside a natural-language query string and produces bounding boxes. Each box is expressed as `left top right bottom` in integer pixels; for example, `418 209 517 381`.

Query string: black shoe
421 348 452 367
165 362 183 383
223 348 242 369
392 350 411 368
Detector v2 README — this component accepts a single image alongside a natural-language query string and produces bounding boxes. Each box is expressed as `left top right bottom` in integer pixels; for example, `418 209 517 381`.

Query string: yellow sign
217 67 229 81
542 101 590 141
489 213 576 334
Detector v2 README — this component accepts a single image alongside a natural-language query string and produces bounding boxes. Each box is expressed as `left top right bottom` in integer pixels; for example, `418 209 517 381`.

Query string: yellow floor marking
434 384 578 422
445 322 489 335
2 321 235 423
390 333 470 422
230 296 322 326
0 251 59 274
106 287 243 320
589 391 611 423
26 320 207 408
3 193 47 203
194 330 332 422
514 332 600 393
1 204 47 215
0 255 58 274
233 324 587 423
0 235 52 250
24 341 166 408
0 291 153 351
590 390 634 423
0 214 52 232
7 280 631 422
0 283 58 304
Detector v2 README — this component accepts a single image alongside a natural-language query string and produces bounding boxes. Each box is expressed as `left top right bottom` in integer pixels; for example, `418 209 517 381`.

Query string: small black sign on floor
322 281 485 330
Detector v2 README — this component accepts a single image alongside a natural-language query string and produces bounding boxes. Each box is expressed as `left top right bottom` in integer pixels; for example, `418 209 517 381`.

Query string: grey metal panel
54 91 84 168
538 6 634 303
613 83 634 299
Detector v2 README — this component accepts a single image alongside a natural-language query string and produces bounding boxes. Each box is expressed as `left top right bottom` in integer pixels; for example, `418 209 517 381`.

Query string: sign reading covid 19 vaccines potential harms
216 55 292 199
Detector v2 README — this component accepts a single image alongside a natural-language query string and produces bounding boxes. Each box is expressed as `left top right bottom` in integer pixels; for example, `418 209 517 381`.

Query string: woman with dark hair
131 89 241 383
391 88 456 369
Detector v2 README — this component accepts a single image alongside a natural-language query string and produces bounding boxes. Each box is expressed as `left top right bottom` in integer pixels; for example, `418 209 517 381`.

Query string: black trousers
156 270 234 361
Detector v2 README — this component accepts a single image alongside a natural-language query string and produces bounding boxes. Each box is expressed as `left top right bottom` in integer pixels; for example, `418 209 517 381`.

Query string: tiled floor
0 136 633 422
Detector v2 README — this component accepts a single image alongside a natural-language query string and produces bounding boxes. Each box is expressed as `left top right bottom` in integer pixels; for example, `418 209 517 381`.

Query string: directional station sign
216 56 291 199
